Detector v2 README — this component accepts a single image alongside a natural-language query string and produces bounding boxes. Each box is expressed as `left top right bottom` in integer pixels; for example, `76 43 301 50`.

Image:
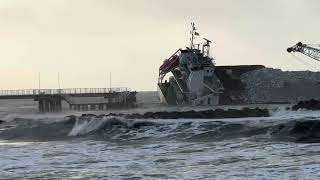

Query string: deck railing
0 87 131 96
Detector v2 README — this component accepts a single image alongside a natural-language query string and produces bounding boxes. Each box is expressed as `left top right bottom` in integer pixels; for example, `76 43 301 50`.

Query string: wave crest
2 115 320 143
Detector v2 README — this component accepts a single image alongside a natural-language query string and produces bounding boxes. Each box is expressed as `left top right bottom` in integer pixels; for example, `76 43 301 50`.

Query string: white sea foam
68 116 127 136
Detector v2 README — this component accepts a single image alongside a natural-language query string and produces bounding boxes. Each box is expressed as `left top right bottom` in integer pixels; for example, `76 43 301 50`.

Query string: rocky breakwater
75 107 270 120
241 68 320 103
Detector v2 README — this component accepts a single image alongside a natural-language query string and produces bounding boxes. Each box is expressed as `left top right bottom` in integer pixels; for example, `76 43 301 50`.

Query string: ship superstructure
158 23 224 105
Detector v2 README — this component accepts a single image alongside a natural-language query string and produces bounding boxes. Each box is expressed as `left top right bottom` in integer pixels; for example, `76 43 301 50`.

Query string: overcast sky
0 0 320 90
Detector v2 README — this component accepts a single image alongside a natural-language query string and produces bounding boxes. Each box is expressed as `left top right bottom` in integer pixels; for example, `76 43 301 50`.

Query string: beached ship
158 23 224 106
158 23 264 105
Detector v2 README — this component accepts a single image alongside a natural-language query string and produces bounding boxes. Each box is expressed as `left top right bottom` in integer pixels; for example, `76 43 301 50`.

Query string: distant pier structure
0 88 136 112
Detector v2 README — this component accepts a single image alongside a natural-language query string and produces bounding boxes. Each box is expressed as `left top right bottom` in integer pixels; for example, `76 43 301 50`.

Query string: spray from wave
68 116 114 136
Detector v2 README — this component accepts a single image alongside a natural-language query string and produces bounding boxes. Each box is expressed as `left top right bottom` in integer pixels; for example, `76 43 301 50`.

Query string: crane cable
290 53 320 71
289 53 320 72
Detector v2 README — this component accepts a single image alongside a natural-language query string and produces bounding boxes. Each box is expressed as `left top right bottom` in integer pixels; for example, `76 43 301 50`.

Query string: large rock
292 99 320 111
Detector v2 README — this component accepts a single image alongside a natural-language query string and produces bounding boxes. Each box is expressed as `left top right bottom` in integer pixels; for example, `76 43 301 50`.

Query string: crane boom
287 42 320 61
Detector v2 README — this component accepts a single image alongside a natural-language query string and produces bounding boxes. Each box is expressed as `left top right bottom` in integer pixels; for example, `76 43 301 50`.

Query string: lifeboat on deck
159 54 179 74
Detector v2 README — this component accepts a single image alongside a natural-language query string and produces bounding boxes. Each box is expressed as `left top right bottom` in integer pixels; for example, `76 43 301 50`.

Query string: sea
1 91 320 180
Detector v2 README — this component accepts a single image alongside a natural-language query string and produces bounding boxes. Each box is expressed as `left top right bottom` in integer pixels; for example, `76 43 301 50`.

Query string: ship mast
190 22 199 49
190 23 212 57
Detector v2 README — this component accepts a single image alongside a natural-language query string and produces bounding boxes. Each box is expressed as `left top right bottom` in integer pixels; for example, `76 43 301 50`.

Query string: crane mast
287 42 320 61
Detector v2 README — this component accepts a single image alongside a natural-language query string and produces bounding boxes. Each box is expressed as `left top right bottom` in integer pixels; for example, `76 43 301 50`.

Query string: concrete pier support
39 99 45 113
36 96 62 113
44 100 50 112
50 100 56 112
56 100 62 112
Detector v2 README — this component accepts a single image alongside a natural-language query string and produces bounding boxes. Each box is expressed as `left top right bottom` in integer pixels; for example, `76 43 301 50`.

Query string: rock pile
126 108 270 119
241 68 320 103
77 108 270 120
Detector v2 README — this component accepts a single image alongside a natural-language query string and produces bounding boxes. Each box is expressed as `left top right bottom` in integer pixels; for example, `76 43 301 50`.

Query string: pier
0 88 136 112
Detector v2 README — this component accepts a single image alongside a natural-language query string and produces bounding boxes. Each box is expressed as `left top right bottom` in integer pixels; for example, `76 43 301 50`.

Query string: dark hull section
215 65 265 105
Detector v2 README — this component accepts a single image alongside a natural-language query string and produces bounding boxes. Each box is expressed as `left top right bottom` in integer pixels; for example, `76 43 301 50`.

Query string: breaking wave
1 114 320 143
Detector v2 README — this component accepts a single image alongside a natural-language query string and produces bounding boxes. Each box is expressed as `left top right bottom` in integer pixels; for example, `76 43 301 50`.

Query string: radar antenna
202 38 212 57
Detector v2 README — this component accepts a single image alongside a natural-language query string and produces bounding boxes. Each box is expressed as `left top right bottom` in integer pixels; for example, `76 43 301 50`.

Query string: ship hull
157 84 168 105
157 83 178 105
158 65 266 106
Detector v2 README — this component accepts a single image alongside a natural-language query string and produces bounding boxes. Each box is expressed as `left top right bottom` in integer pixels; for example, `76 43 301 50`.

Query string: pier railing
0 87 131 97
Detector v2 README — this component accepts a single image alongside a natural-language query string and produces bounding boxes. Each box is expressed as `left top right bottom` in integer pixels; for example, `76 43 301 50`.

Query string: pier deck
0 88 135 112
